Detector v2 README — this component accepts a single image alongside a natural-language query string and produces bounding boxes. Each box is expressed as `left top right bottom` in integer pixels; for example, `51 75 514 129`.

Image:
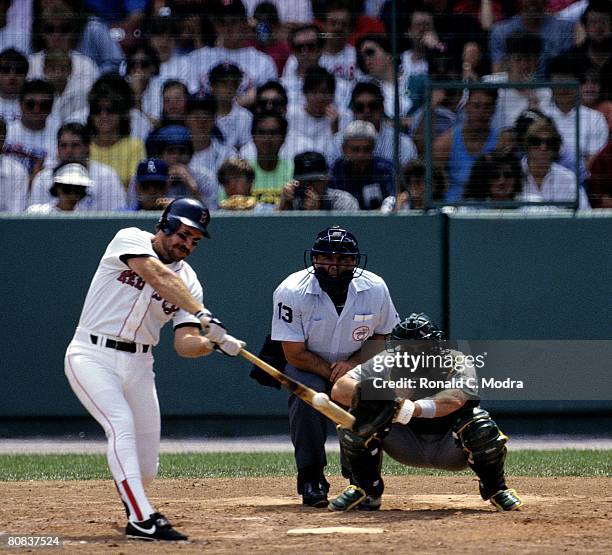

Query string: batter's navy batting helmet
391 313 445 341
158 198 211 237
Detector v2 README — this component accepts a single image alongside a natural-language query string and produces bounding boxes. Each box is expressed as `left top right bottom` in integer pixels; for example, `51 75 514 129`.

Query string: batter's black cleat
126 512 188 541
302 480 329 508
328 485 367 512
489 489 523 512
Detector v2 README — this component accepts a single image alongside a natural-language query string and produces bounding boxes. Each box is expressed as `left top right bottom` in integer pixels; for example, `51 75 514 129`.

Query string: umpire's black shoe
126 512 188 541
302 480 329 508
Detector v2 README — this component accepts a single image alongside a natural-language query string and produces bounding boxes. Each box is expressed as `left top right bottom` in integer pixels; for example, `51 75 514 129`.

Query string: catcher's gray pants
383 424 469 471
285 364 330 472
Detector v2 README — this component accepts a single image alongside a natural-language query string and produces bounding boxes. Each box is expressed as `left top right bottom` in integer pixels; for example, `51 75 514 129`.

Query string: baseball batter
328 313 523 512
64 198 244 541
271 226 399 507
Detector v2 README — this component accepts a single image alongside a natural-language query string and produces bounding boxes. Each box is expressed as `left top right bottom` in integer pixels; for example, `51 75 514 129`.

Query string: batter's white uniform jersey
76 227 202 345
272 268 399 363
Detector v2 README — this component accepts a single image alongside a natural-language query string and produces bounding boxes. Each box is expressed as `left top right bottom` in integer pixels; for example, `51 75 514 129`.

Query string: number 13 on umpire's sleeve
271 287 304 343
277 302 293 323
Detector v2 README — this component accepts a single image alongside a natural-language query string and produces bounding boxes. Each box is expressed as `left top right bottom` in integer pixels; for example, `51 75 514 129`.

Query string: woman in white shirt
519 118 590 210
354 34 409 118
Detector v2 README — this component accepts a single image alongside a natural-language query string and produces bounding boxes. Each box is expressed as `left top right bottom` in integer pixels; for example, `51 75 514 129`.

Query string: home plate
287 527 385 536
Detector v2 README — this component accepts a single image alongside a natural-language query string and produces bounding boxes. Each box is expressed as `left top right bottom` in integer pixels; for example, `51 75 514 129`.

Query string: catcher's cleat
357 495 382 511
489 489 523 512
328 485 367 512
302 480 329 508
126 512 188 541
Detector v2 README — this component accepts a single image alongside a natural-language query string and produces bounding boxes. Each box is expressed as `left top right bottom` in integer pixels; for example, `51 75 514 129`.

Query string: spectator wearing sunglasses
4 78 58 176
519 117 590 209
28 3 100 100
327 81 417 168
125 42 161 124
0 48 28 122
187 94 236 187
355 35 411 117
26 161 94 213
240 80 313 162
86 74 145 188
281 24 350 109
30 0 124 74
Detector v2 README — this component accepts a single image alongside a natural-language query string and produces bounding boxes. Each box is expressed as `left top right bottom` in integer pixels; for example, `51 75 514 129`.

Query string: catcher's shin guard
337 427 385 500
452 408 510 500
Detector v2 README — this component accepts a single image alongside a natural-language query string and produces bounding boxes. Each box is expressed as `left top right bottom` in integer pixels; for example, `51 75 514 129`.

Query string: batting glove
214 335 245 357
195 310 226 343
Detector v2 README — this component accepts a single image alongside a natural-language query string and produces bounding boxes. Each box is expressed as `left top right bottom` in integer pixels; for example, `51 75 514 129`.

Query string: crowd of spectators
0 0 610 214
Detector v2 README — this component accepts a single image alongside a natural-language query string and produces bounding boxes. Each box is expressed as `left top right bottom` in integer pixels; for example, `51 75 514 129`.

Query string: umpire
271 226 398 507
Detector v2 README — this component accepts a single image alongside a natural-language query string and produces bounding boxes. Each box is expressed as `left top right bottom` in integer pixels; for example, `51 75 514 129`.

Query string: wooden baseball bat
240 348 355 429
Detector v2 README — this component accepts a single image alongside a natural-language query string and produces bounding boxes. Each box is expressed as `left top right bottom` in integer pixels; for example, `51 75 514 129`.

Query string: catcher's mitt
350 378 400 438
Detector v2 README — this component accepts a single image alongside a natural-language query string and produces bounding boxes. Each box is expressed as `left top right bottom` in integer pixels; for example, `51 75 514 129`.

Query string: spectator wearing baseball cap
137 124 218 209
26 161 94 213
208 62 253 150
329 120 394 210
132 158 171 211
278 151 358 211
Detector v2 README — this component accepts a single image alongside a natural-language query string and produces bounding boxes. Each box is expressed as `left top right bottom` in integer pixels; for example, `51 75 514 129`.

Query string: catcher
329 313 523 512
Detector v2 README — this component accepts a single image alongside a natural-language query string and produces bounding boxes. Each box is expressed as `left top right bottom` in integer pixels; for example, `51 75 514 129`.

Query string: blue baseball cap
137 158 169 182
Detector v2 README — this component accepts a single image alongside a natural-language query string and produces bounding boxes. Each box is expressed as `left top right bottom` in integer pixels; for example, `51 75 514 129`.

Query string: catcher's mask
304 225 367 291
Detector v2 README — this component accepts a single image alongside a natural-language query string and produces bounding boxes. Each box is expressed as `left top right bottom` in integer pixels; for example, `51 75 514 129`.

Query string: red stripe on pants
121 479 143 521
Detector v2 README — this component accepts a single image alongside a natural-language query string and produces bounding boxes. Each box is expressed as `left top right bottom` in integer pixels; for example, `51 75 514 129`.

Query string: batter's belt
74 328 151 354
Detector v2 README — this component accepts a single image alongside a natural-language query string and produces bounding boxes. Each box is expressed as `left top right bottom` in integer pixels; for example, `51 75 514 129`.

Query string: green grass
0 450 610 481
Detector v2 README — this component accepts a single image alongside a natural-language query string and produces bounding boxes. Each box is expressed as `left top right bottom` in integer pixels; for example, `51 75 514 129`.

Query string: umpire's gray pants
383 424 469 471
285 364 330 472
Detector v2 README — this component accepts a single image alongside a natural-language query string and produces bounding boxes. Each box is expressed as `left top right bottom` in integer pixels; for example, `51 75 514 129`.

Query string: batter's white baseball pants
65 332 160 520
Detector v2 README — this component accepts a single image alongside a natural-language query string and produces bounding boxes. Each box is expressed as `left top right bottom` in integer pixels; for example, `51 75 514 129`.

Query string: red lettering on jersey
117 270 146 290
161 300 180 315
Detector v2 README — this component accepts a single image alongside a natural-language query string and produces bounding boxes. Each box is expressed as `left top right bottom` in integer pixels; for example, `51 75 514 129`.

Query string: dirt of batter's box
1 476 611 553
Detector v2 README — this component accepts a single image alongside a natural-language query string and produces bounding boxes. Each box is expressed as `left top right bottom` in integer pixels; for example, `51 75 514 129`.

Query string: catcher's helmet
158 198 211 237
391 313 445 341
